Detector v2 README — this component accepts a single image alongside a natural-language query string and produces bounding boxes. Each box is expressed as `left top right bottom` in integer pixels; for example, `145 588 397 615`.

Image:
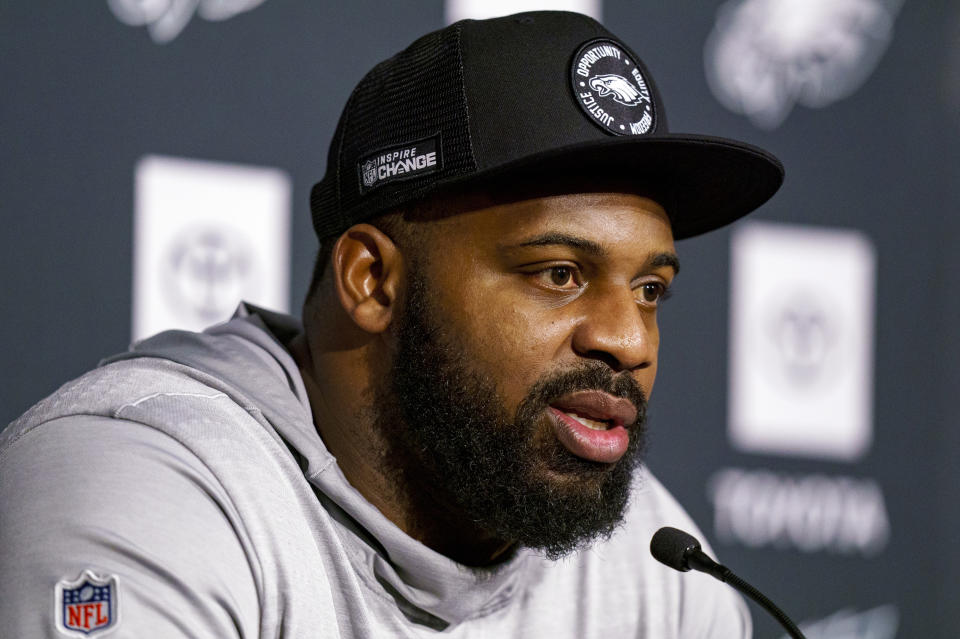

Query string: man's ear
330 223 404 334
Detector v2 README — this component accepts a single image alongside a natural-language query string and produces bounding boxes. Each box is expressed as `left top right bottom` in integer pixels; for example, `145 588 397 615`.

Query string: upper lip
549 390 638 427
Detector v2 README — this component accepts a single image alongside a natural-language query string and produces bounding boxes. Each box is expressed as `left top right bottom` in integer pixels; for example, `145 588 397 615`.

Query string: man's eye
537 266 580 289
638 282 671 305
550 267 573 286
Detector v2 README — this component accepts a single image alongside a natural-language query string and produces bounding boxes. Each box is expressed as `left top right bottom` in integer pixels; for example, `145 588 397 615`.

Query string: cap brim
437 133 784 240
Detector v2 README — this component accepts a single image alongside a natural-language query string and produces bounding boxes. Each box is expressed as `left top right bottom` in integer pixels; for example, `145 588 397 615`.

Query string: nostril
584 350 626 371
582 349 651 372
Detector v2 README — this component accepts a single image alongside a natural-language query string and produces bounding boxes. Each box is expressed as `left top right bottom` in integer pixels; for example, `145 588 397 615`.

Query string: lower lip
548 407 630 464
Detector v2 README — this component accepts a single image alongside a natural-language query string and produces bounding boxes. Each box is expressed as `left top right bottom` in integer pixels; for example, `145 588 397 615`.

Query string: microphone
650 526 808 639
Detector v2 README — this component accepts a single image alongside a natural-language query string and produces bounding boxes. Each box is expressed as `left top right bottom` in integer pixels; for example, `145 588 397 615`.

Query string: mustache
517 362 648 428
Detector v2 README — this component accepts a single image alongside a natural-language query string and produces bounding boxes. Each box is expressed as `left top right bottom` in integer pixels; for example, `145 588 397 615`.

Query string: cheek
641 360 658 399
447 285 573 404
641 315 660 397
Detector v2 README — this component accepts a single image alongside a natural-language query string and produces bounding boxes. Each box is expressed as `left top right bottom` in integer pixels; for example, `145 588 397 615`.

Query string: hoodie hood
101 303 535 627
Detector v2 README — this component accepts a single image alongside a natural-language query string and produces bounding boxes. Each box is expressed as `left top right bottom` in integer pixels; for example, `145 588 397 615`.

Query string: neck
289 330 516 567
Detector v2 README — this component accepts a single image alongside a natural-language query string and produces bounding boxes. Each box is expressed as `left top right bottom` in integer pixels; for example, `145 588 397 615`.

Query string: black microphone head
650 526 702 572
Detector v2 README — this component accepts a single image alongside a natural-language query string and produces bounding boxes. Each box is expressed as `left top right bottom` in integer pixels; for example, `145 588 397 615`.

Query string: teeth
564 411 609 431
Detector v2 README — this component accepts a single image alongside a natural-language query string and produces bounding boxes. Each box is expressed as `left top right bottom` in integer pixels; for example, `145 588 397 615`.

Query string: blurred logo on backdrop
709 468 890 556
108 0 267 43
161 225 258 326
444 0 600 24
728 222 876 461
767 290 836 388
132 155 290 341
704 0 903 129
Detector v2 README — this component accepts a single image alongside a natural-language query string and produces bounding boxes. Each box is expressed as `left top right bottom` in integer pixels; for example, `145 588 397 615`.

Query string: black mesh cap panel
311 26 477 239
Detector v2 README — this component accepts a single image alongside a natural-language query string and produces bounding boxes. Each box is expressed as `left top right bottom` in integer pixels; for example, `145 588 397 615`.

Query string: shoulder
3 355 289 479
0 413 261 637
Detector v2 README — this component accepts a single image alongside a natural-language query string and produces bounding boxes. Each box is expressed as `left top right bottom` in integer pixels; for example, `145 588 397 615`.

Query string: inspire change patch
358 135 441 193
571 39 656 136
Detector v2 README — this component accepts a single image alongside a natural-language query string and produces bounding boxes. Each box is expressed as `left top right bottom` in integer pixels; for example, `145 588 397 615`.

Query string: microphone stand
686 551 807 639
651 527 808 639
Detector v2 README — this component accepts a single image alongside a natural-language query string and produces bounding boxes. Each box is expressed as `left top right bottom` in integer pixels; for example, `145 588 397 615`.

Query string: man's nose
570 286 657 372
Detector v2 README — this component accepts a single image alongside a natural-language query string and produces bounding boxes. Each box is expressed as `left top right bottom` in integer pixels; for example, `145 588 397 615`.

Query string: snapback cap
310 11 784 241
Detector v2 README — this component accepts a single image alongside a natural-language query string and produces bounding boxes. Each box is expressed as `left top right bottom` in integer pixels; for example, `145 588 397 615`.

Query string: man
0 11 782 638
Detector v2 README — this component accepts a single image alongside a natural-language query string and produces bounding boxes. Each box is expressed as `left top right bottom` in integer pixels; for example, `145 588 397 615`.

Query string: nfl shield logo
54 570 119 637
362 159 378 188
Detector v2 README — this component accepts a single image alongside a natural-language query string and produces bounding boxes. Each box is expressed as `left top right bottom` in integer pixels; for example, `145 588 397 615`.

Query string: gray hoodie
0 304 750 638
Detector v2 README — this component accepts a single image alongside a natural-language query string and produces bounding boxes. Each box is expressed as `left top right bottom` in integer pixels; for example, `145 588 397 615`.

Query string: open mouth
549 389 637 429
557 410 613 431
546 390 637 464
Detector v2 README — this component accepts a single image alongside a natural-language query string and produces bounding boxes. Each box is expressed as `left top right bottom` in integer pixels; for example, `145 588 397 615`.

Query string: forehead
426 191 676 252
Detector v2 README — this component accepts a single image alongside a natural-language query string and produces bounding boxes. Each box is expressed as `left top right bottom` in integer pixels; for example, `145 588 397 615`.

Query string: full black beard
374 271 648 561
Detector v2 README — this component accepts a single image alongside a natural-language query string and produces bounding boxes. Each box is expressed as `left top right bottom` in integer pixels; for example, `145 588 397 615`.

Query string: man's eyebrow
502 233 607 257
501 233 680 274
649 252 680 275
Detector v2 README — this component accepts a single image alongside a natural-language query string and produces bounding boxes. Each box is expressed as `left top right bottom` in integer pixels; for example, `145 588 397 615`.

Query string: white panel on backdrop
445 0 600 24
132 155 290 341
728 222 876 460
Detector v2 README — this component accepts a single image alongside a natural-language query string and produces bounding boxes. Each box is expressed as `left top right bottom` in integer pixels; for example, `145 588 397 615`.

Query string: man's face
376 192 678 559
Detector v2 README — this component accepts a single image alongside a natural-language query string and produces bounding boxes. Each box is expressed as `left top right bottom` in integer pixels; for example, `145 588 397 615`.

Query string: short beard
373 270 648 561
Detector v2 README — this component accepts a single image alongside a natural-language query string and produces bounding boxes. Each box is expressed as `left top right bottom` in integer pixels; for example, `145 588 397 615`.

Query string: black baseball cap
310 11 783 241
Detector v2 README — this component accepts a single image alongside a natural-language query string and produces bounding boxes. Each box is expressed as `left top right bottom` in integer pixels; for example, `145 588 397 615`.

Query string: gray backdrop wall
3 2 958 638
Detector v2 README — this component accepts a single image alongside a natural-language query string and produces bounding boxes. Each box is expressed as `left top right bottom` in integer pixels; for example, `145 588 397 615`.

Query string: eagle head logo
589 74 644 107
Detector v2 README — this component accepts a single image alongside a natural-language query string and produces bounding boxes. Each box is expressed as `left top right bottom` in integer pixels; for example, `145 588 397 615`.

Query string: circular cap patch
571 38 656 136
